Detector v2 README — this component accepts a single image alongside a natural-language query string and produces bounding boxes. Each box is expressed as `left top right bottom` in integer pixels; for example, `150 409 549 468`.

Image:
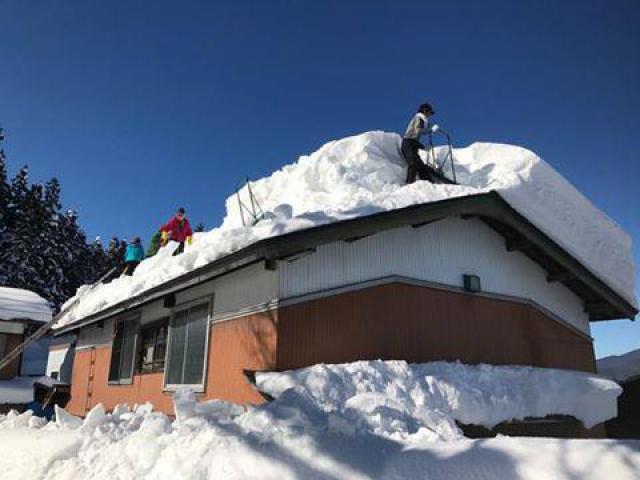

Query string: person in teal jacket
123 237 144 276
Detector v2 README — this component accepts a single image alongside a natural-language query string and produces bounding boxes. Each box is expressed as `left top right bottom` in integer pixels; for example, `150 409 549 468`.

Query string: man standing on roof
402 102 440 184
161 207 193 256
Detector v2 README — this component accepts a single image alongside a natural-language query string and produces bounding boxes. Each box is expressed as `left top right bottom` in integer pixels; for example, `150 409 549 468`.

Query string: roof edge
54 191 637 334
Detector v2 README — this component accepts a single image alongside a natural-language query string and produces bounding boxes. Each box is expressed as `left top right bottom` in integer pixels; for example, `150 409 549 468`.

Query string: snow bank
55 131 636 329
598 348 640 382
0 286 52 323
257 360 622 433
0 361 635 480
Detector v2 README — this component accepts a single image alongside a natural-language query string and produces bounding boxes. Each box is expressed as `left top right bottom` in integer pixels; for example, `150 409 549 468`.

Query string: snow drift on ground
55 131 636 329
0 361 635 480
598 348 640 382
0 286 52 323
256 360 621 433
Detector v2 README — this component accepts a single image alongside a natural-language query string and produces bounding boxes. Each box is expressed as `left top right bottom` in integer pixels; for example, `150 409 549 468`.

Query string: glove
430 124 440 133
187 236 193 246
160 231 169 246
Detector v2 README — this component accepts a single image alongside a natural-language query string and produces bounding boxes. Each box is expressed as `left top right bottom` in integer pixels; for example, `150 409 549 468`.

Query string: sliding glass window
165 302 209 388
108 314 140 384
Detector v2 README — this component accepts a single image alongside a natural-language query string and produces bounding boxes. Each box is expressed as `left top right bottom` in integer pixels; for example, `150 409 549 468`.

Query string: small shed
0 286 53 412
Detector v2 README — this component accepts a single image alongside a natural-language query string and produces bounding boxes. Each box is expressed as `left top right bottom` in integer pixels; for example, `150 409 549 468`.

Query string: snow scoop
236 178 264 226
423 128 457 184
0 266 117 375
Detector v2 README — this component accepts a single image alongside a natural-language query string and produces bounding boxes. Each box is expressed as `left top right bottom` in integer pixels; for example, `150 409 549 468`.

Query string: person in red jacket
161 207 193 256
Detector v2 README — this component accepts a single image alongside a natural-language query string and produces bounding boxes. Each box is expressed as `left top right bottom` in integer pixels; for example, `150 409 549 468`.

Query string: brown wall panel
277 282 596 373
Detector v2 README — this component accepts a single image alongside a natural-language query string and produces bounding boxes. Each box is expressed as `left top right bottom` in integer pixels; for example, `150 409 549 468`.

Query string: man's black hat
418 103 435 115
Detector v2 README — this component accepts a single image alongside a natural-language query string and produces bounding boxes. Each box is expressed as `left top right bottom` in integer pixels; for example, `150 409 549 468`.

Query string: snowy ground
1 361 637 480
55 131 636 329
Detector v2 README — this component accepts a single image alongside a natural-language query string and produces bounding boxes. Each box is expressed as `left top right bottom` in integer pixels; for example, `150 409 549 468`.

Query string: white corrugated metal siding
280 217 590 334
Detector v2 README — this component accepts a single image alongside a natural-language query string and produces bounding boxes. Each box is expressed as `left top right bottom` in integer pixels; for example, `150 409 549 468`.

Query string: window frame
137 317 169 374
163 296 212 393
107 312 141 385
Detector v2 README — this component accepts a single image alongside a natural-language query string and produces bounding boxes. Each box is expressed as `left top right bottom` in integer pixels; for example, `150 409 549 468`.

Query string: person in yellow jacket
160 207 193 256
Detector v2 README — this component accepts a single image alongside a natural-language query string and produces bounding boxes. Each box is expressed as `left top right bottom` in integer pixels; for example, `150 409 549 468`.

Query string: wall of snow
1 375 637 480
226 133 635 308
280 217 590 334
56 131 636 330
256 360 622 433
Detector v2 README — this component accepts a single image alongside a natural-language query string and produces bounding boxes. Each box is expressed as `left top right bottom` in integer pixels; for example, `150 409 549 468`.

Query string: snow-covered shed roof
53 131 637 332
0 287 52 323
597 349 640 383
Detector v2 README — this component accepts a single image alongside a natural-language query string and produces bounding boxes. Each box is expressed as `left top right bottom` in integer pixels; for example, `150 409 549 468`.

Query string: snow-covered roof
54 131 637 330
597 348 640 383
0 287 52 323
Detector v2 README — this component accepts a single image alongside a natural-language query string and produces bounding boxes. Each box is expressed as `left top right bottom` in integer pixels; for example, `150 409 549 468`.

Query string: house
53 191 637 418
0 286 53 412
598 349 640 439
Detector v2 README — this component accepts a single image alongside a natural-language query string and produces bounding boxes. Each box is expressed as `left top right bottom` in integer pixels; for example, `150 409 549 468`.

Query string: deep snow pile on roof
598 348 640 383
55 131 636 329
0 287 52 323
0 361 633 480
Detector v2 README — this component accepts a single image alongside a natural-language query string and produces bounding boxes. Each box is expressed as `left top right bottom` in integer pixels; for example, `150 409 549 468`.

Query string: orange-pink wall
67 310 277 416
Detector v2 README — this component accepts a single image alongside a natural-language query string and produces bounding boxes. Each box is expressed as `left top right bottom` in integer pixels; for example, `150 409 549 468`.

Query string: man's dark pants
123 261 139 276
173 241 185 256
401 138 436 184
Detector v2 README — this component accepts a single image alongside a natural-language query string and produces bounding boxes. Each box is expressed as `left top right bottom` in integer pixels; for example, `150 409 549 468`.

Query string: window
138 319 168 373
165 302 209 388
108 314 140 384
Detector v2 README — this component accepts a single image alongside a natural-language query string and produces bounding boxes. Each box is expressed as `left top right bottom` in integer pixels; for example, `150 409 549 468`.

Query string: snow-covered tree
0 127 117 310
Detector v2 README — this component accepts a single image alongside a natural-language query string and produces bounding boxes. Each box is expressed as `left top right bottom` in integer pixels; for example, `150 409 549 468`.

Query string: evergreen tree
0 167 33 290
0 148 11 284
0 127 115 311
195 222 205 232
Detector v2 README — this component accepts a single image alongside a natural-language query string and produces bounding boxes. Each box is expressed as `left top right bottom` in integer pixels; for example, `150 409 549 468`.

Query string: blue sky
0 1 638 357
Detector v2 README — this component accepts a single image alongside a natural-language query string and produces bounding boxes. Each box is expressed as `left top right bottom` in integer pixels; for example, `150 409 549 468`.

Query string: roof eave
54 191 637 335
